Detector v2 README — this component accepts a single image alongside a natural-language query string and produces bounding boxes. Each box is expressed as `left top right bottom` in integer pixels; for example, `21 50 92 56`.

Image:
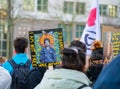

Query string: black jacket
26 67 47 89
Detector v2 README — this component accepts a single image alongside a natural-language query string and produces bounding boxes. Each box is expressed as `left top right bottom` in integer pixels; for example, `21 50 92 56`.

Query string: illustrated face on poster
29 28 64 67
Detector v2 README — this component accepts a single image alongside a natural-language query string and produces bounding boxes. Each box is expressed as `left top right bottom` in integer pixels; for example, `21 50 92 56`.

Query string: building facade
0 0 120 58
0 0 8 57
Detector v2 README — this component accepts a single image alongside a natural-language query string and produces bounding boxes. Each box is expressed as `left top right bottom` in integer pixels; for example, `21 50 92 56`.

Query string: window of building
100 5 107 16
0 9 7 20
37 0 48 12
0 25 8 57
58 24 72 44
76 3 85 15
76 25 85 38
63 2 74 14
0 0 7 9
109 5 117 17
23 0 34 11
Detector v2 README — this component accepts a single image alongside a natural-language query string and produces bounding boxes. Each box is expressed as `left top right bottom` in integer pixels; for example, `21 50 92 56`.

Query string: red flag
80 0 101 55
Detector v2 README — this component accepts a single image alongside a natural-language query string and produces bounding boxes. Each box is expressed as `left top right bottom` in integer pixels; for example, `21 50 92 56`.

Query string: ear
82 66 86 73
25 48 27 53
59 61 63 67
13 50 17 54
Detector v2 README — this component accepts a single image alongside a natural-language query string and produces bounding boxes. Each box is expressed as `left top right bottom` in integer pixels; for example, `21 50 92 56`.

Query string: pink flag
80 0 101 55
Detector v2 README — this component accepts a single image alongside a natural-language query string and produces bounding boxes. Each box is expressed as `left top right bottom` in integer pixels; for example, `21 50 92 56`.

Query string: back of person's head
90 40 104 61
69 40 86 53
0 56 7 65
60 47 85 72
14 37 28 53
86 40 104 83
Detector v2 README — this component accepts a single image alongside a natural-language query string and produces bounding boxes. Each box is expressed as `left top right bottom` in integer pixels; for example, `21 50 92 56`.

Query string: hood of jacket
35 68 92 89
2 53 31 73
93 54 120 89
0 67 11 89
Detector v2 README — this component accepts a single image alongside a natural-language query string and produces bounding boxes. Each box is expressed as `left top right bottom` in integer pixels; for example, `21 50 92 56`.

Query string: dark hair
86 63 103 83
44 38 50 43
87 41 104 82
60 47 85 72
90 40 104 61
90 48 104 61
14 37 28 53
69 40 86 53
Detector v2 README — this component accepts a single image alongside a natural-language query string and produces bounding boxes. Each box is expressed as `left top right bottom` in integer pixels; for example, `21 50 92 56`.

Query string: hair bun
91 40 102 50
61 48 77 55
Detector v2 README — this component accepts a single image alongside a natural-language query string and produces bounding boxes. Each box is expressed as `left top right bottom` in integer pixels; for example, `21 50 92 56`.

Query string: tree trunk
7 0 14 58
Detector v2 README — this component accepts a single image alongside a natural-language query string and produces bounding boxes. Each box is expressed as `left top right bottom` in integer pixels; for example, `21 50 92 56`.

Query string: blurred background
0 0 120 58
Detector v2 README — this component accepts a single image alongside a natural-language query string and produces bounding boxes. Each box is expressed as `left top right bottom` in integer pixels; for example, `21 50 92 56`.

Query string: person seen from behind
86 40 104 84
2 37 32 89
69 39 90 71
34 46 92 89
3 37 32 73
0 66 11 89
93 54 120 89
26 67 47 89
0 56 7 66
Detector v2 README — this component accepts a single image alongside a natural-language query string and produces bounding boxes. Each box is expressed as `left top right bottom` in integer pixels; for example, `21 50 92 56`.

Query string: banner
80 0 101 55
29 28 64 67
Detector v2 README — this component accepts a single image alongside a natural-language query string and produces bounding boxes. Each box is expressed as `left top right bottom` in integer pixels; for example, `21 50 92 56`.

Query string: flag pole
80 0 101 55
80 0 101 70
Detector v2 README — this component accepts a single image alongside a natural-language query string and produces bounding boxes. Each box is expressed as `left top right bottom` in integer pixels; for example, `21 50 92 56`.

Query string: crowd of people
0 36 119 89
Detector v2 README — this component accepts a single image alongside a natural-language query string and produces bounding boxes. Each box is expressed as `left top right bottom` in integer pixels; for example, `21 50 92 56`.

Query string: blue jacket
40 47 56 63
2 53 32 73
93 54 120 89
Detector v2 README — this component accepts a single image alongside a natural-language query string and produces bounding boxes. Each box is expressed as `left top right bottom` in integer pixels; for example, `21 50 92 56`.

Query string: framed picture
103 32 120 60
29 28 64 67
111 32 120 58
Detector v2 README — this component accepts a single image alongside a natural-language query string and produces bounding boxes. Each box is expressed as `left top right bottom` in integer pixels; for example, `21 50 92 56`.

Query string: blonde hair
0 56 7 64
91 40 103 50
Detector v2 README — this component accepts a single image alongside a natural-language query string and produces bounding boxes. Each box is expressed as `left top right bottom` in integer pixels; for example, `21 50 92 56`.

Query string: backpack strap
8 59 18 70
24 59 31 68
9 59 31 70
77 84 89 89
